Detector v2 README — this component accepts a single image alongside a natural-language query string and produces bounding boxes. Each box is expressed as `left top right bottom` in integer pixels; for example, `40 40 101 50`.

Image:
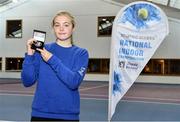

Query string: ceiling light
12 0 18 3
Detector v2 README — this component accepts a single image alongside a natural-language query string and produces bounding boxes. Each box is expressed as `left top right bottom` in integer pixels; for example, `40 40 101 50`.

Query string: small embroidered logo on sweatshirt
78 67 86 76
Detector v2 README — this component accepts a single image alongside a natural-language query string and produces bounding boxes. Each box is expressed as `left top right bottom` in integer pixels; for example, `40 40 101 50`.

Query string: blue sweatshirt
21 42 89 120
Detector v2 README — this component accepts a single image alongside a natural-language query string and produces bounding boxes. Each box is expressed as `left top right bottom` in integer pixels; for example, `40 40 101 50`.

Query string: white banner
108 1 169 120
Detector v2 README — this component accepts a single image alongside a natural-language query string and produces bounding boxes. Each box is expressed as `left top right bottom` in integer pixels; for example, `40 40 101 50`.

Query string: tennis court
0 79 180 121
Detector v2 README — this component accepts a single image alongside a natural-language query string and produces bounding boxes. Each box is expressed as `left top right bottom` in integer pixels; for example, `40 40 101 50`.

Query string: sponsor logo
119 61 125 68
126 62 138 70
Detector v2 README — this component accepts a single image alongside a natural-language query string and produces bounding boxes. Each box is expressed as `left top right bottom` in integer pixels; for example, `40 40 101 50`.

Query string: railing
148 0 180 9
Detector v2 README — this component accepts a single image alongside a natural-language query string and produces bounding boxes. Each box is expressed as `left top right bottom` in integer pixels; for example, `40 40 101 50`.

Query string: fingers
36 48 43 53
27 38 36 46
27 38 36 55
36 48 47 54
36 48 52 62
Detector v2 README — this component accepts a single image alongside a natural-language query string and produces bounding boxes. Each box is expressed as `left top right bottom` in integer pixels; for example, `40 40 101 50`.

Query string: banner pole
108 74 112 122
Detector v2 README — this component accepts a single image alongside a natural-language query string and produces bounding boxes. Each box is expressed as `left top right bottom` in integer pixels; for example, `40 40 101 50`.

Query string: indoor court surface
0 79 180 121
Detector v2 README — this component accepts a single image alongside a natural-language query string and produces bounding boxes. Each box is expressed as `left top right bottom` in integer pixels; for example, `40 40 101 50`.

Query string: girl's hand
36 48 52 62
27 38 36 55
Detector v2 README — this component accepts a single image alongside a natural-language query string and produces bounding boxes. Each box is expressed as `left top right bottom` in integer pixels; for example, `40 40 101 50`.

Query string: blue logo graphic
113 71 122 95
119 3 161 29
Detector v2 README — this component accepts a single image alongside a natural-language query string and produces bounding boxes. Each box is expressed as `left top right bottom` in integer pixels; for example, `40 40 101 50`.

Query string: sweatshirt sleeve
47 49 89 90
21 53 40 87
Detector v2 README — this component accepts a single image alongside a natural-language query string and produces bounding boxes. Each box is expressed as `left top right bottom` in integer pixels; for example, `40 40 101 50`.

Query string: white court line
81 94 180 103
121 99 180 106
0 93 33 96
81 97 107 101
81 93 107 97
1 93 180 106
80 84 108 91
0 84 108 94
81 98 180 106
1 90 180 103
82 97 180 106
124 96 180 102
0 90 33 94
0 120 17 122
82 94 180 106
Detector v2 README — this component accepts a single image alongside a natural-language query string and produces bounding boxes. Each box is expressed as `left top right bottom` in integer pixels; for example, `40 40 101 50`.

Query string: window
141 60 153 74
87 59 101 73
5 58 24 71
168 60 180 75
141 59 180 75
6 20 22 38
101 59 110 73
153 59 165 74
87 58 180 75
97 16 115 37
0 58 2 71
87 59 110 74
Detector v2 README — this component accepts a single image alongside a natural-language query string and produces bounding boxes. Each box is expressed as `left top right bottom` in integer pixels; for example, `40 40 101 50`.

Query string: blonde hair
52 11 75 28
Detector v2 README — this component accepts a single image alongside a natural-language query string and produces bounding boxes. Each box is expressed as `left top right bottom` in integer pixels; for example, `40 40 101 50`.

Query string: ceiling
0 0 179 19
0 0 10 4
112 0 139 5
0 0 11 6
0 0 29 13
112 0 180 19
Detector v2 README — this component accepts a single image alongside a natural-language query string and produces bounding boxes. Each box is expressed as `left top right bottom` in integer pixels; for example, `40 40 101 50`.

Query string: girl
21 11 89 121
